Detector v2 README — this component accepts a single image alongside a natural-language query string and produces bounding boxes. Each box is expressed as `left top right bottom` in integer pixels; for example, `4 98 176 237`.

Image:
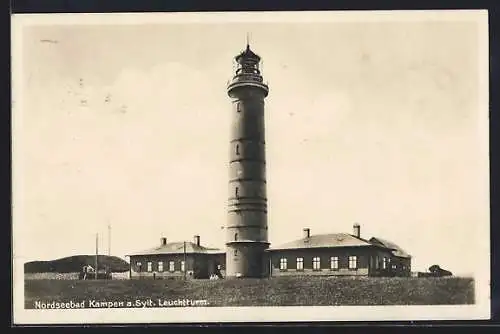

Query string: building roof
369 237 412 258
267 233 391 251
127 241 224 256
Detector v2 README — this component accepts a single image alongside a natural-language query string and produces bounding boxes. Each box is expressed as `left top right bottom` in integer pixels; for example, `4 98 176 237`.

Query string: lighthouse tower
226 43 270 278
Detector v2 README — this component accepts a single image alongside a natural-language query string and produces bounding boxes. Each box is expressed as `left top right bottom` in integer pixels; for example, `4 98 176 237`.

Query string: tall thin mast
183 241 187 280
108 224 111 256
95 233 98 280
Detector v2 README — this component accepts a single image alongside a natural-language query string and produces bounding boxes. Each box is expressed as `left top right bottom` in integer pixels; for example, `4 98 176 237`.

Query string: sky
12 12 489 276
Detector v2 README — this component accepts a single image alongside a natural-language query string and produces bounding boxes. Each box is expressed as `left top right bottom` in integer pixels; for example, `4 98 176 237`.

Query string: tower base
225 242 269 278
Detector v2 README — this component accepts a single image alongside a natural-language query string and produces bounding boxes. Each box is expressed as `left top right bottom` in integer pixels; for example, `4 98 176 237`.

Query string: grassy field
25 276 474 308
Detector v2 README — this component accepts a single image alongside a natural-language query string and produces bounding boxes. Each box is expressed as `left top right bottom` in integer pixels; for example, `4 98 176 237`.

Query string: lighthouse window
234 233 238 241
235 187 239 198
236 144 240 155
236 101 242 113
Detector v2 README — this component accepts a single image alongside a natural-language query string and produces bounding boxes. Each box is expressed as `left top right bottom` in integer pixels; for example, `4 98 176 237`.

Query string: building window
147 262 152 272
349 256 357 269
180 261 185 272
158 261 164 272
313 257 321 270
169 261 175 272
236 144 240 155
383 257 388 269
392 264 397 270
330 256 339 270
375 256 379 269
280 258 287 270
296 257 304 271
136 262 142 271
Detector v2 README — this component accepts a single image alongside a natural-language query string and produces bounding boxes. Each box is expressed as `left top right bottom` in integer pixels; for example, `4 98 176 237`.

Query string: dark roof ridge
126 240 224 256
369 237 411 258
269 232 380 251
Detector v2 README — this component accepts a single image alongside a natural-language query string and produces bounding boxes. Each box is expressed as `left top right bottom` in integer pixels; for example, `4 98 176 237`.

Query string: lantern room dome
235 44 261 63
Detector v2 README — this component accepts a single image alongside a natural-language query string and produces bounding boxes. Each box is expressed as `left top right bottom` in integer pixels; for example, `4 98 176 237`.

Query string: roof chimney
303 228 310 239
160 237 167 246
194 235 200 246
353 223 360 238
